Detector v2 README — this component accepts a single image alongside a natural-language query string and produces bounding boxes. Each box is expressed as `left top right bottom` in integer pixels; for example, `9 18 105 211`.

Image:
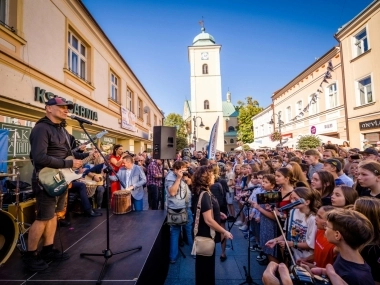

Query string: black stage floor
0 209 169 285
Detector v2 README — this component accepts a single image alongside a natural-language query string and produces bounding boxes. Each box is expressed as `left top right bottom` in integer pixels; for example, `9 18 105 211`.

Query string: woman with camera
192 166 233 285
165 160 194 264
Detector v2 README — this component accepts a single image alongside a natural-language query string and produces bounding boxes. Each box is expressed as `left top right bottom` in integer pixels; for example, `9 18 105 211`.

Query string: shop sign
359 119 380 130
72 130 96 141
100 136 116 144
34 87 98 121
311 120 337 135
120 106 136 132
0 124 31 157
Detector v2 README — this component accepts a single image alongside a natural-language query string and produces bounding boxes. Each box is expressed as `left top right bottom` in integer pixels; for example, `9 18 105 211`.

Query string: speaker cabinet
8 199 36 231
153 126 176 159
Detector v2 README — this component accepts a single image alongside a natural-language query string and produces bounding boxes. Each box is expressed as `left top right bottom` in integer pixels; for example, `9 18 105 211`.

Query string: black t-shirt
209 179 228 214
360 189 380 199
196 190 221 243
361 244 380 283
333 254 375 285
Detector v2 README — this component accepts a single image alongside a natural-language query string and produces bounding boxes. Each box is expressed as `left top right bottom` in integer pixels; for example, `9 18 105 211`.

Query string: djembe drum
112 190 131 214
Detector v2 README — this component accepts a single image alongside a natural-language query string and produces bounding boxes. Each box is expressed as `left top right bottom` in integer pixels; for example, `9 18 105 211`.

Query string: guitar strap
62 127 75 157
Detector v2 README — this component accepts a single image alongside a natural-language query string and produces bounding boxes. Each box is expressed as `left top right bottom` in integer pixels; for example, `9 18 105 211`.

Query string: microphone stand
76 122 142 285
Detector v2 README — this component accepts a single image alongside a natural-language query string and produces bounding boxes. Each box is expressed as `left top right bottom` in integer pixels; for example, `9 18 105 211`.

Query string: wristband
294 241 298 249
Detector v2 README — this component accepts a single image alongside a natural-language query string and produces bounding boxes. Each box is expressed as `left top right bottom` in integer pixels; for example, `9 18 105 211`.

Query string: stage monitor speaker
8 199 36 231
153 126 176 159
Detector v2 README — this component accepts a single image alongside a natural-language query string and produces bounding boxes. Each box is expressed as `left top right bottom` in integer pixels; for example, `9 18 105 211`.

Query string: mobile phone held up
256 191 282 204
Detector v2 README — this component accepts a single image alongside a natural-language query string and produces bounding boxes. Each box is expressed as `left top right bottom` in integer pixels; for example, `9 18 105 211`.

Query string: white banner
121 106 136 132
207 116 219 159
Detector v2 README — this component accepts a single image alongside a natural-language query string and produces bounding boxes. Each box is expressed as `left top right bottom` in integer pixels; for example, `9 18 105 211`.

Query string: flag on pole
207 117 219 159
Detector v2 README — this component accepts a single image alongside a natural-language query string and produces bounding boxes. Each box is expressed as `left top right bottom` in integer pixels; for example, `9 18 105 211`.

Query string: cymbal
0 173 17 177
1 158 31 163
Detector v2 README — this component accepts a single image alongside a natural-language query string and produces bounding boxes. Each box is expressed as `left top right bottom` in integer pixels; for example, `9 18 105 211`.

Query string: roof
222 101 238 117
193 27 216 46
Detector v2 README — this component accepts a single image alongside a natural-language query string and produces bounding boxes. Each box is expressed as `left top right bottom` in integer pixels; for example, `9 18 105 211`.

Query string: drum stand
76 122 142 285
12 166 31 252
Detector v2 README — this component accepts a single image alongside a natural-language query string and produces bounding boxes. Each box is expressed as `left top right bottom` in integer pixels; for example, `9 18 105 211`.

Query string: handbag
191 191 215 256
166 184 189 226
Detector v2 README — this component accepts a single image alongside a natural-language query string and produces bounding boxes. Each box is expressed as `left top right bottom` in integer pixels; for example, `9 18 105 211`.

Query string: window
202 64 208 74
127 88 134 111
327 83 338 109
286 106 291 122
354 29 369 57
147 109 151 125
230 139 234 143
358 76 373 105
255 127 258 136
138 98 143 119
0 0 6 25
154 114 157 126
309 95 318 114
204 100 209 109
228 126 235 132
110 72 118 102
296 100 303 112
68 31 87 81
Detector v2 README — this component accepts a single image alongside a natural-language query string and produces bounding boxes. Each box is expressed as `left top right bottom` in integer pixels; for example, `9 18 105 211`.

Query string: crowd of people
21 97 380 285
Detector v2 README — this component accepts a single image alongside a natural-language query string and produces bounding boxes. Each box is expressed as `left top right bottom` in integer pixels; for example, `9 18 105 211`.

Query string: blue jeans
132 196 143 211
169 208 194 261
147 184 159 210
71 181 92 213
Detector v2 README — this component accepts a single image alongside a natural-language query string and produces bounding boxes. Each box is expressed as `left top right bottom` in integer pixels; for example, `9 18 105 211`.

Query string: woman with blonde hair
287 161 309 187
193 166 233 284
354 197 380 285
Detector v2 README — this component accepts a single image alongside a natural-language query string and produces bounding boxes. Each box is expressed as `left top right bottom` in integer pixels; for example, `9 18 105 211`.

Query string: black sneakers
40 248 70 262
22 253 49 272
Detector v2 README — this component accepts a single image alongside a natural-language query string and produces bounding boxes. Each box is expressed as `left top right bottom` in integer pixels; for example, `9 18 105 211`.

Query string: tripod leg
96 257 109 285
113 246 142 256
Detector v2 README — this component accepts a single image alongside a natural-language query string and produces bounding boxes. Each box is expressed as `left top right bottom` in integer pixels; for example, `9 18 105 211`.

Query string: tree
297 135 322 150
163 113 187 139
163 113 189 151
236 97 263 143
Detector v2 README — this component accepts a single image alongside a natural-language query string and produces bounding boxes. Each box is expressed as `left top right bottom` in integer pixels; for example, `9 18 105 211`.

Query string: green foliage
175 136 188 152
163 113 187 139
236 97 263 143
297 135 322 150
243 144 250 151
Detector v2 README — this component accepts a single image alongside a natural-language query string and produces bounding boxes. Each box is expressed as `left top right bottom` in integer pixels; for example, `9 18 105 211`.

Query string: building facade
252 105 274 148
0 0 163 175
335 0 380 148
187 26 224 152
271 47 347 148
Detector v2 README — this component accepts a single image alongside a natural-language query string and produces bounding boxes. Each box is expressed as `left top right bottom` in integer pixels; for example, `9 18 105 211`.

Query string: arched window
204 100 210 109
202 64 208 74
228 126 235 132
230 139 234 143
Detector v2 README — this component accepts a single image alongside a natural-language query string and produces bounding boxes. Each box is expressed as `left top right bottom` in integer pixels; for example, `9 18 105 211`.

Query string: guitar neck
67 154 93 168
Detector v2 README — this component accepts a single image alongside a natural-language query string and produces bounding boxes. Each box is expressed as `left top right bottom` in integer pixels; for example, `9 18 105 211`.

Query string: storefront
359 118 380 147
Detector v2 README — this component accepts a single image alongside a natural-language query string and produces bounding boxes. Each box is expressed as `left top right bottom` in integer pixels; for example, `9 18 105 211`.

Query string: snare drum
85 181 97 197
112 190 131 214
0 210 18 266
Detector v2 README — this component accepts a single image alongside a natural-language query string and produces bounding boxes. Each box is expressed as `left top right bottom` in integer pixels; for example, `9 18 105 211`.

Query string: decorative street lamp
193 116 204 151
268 112 284 146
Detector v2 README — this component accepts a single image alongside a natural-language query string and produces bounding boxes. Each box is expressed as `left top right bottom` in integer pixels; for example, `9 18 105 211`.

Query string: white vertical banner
207 116 219 159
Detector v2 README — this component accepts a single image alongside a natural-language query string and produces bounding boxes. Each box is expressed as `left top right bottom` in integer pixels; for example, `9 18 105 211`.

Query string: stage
0 209 169 284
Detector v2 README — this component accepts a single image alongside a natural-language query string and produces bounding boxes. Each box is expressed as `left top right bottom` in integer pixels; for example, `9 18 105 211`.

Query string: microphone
69 115 93 125
278 198 305 212
244 185 261 192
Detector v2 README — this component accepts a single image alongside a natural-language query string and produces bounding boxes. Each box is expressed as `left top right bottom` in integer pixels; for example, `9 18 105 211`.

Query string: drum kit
0 158 34 267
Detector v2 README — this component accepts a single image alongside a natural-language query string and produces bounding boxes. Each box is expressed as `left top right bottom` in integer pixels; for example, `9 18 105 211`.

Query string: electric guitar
38 130 108 196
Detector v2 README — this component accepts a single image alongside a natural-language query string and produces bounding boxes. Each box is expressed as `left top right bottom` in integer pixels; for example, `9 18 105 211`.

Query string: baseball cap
45 97 74 109
359 148 379 156
324 159 342 172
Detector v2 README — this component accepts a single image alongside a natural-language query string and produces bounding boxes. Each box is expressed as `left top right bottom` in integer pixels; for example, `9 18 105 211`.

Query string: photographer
165 161 194 264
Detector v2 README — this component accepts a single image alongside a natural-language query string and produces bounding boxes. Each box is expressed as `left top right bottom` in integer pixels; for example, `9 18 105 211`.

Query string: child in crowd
357 161 380 199
324 209 375 285
310 170 335 206
265 187 320 263
330 185 358 208
251 174 278 262
225 161 235 218
298 205 336 268
354 197 380 285
233 164 243 226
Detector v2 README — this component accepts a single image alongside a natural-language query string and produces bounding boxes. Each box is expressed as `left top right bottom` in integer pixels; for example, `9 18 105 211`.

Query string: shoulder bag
166 184 189 226
191 191 215 256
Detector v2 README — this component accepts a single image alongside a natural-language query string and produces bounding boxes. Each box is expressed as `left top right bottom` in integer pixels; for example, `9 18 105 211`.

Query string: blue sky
82 0 373 115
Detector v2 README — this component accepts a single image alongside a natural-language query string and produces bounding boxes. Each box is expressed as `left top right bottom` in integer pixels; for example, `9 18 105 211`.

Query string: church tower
188 25 224 152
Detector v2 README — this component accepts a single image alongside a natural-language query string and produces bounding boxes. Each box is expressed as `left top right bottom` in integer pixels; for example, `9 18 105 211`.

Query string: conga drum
0 210 19 266
112 190 131 214
85 181 97 198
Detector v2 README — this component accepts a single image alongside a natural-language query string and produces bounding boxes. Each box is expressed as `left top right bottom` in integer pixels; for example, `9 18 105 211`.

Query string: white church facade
183 26 238 153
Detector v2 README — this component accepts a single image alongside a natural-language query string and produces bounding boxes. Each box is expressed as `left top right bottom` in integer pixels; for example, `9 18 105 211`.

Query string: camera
350 154 360 160
256 191 282 204
290 265 330 285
